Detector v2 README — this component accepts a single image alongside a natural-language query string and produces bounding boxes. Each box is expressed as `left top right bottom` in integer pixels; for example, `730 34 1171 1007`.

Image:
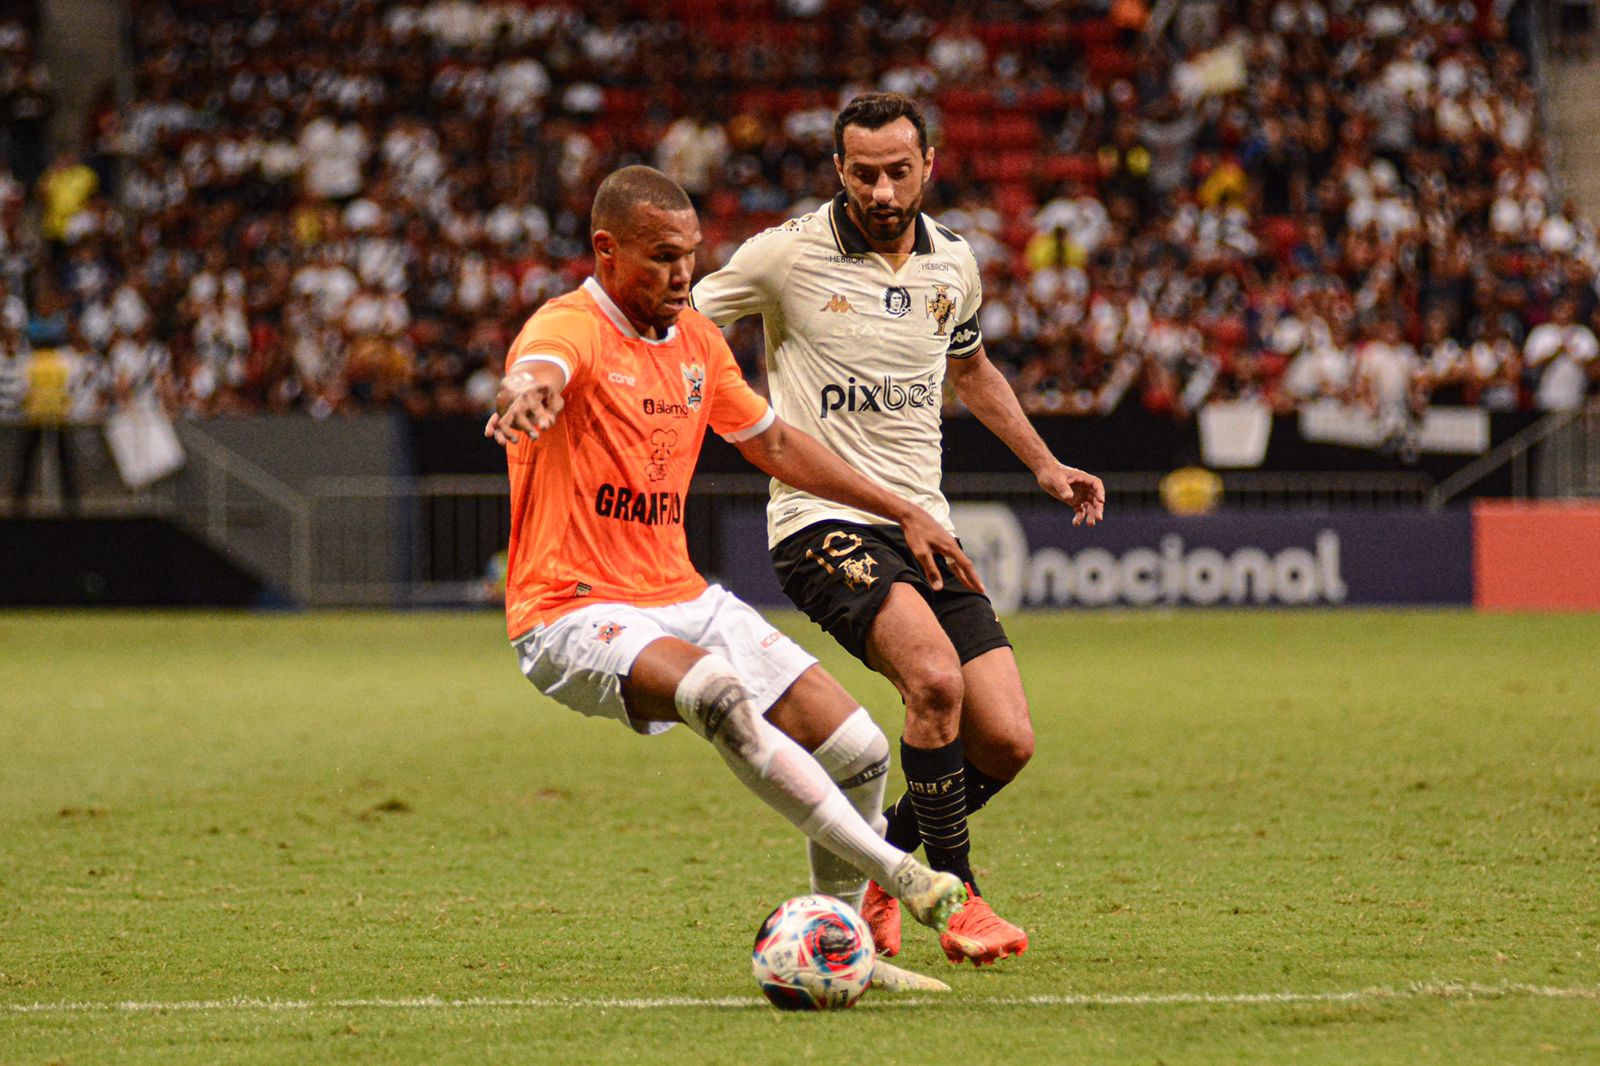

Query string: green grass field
2 609 1597 1064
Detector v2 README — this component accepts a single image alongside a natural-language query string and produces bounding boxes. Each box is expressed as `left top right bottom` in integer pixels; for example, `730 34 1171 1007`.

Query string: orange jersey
502 277 773 638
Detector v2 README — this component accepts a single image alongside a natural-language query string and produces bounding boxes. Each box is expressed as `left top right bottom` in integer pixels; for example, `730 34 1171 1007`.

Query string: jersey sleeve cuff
510 352 571 386
719 405 775 443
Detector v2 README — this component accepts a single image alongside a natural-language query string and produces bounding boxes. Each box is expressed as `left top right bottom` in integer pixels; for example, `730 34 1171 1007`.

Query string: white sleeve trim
720 405 776 443
510 352 571 386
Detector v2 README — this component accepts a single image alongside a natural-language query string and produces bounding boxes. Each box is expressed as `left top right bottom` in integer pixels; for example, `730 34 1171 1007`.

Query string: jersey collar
582 276 678 345
828 192 933 257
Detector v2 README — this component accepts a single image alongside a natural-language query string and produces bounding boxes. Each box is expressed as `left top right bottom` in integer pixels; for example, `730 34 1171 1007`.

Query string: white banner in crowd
1198 400 1273 468
1299 401 1489 454
105 400 186 489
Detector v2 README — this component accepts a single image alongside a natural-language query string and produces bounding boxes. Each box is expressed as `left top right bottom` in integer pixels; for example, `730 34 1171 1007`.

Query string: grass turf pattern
1 610 1596 1063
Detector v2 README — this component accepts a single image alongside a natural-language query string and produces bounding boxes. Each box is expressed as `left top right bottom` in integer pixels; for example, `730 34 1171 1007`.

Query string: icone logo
819 374 940 418
608 371 636 386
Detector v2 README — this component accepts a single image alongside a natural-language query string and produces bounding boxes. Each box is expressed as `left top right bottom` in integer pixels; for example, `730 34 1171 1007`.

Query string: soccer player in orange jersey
485 166 973 992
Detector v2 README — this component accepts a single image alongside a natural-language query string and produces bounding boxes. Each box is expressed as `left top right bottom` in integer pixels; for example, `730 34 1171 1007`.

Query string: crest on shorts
595 621 625 643
837 554 879 590
883 286 912 318
804 530 880 590
926 283 956 337
681 363 704 411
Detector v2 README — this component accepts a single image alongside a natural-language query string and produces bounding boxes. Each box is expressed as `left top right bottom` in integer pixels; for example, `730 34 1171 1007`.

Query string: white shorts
512 584 818 736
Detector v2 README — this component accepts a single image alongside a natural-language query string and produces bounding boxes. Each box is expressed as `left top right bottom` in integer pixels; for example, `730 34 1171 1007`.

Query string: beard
854 188 924 245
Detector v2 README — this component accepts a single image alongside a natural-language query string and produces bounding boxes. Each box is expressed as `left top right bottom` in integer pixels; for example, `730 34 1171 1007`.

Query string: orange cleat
860 879 902 958
939 888 1029 966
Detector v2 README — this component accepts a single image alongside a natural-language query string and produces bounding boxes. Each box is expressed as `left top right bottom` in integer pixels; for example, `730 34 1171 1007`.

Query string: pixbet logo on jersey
818 374 941 418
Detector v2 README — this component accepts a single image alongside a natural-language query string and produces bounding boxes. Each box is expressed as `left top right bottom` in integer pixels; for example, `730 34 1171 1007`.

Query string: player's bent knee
1000 732 1035 775
902 664 964 721
674 653 757 755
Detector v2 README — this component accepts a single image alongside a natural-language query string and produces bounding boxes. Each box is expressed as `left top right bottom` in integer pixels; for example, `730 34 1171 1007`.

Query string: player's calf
805 707 890 913
673 654 909 890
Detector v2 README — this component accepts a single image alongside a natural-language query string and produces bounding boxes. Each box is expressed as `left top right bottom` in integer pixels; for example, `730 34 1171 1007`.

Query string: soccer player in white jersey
692 93 1106 966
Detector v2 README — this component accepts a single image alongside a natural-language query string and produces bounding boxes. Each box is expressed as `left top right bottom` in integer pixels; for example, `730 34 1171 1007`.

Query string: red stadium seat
938 87 994 115
1044 154 1101 184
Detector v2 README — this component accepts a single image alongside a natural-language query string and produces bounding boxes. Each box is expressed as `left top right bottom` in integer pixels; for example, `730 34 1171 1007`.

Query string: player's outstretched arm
484 361 566 446
733 417 985 595
946 345 1106 527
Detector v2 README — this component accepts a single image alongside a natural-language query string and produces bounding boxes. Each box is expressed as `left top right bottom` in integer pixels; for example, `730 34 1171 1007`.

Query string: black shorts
770 519 1012 668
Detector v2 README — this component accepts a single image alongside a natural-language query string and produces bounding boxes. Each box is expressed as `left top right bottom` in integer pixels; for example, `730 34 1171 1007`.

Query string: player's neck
592 273 665 340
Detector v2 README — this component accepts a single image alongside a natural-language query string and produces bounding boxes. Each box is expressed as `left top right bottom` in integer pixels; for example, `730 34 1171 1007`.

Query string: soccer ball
751 894 876 1011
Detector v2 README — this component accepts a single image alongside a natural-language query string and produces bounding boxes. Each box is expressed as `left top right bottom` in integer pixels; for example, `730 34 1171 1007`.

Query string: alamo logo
882 285 912 318
926 283 956 337
681 362 704 411
820 293 855 314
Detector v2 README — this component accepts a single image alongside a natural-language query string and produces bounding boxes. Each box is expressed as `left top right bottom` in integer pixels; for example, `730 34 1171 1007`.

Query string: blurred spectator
1524 298 1599 411
0 0 1581 430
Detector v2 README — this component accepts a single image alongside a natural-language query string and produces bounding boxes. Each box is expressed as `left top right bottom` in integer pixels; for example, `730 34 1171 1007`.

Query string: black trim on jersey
946 312 983 358
829 193 934 257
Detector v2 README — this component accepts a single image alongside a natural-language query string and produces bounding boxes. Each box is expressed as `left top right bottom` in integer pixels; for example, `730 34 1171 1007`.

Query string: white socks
805 708 890 912
674 655 904 889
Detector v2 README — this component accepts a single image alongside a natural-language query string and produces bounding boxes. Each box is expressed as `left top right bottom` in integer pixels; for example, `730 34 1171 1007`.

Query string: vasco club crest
681 362 704 411
926 283 956 336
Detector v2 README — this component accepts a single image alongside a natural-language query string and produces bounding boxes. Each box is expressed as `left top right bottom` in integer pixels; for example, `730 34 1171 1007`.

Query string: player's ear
592 229 617 263
833 154 845 186
924 146 935 180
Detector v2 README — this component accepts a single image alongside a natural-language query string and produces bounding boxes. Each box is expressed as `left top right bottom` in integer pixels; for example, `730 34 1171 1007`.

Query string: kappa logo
883 285 912 318
595 621 626 643
926 283 956 337
820 293 855 314
951 325 978 347
681 363 704 411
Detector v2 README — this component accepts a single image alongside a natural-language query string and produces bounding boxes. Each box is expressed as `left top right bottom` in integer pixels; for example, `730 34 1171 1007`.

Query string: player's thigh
515 605 684 735
683 584 820 720
764 664 862 752
958 646 1035 777
770 520 921 667
863 582 965 710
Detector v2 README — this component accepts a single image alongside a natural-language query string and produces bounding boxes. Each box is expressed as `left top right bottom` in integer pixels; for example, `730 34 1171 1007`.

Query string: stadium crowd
2 0 1599 436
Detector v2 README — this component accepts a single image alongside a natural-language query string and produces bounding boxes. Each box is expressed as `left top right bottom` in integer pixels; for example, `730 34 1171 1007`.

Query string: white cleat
870 958 952 993
888 857 968 933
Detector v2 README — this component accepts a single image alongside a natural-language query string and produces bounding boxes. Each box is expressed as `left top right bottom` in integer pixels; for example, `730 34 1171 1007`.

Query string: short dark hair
589 165 693 238
833 92 929 162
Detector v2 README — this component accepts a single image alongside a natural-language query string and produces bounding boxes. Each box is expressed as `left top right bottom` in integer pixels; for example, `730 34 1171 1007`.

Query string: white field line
4 982 1598 1015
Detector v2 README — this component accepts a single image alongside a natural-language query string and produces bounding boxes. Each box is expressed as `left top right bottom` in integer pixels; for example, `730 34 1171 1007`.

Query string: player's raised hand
1037 462 1105 527
487 372 564 445
897 507 986 596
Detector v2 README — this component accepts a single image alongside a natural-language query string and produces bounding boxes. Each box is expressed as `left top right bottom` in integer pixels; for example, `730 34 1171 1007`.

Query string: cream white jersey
692 193 984 547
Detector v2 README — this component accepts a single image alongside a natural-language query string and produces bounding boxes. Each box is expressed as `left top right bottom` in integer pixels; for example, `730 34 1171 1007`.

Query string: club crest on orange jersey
595 621 625 643
681 363 704 411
